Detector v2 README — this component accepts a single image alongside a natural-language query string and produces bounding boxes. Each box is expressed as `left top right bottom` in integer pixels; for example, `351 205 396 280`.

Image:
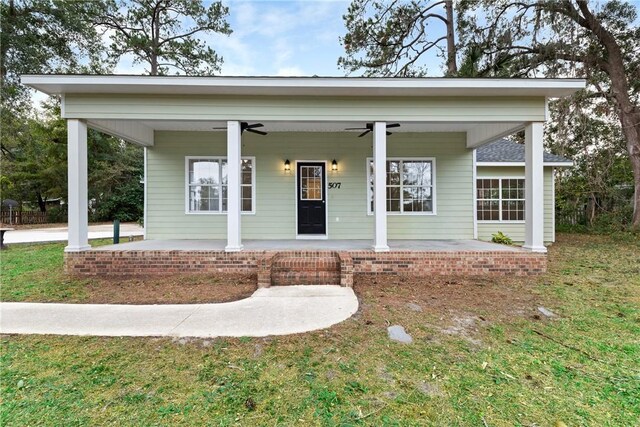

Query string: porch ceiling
86 118 527 149
139 120 488 133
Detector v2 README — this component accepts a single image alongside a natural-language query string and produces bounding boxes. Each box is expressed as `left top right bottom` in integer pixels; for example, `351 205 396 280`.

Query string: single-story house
21 75 584 281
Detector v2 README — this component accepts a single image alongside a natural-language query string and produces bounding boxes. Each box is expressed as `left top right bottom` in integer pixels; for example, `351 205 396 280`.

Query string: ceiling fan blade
247 128 267 136
211 127 228 130
245 123 264 129
386 123 400 128
358 130 371 137
386 131 392 136
345 127 368 130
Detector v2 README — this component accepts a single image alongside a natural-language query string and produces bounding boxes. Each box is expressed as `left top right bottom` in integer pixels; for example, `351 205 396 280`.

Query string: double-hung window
476 178 524 221
186 157 255 214
367 158 436 214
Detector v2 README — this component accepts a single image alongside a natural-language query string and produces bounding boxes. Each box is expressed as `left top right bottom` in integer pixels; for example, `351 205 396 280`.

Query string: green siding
476 166 555 243
146 131 474 240
65 94 546 122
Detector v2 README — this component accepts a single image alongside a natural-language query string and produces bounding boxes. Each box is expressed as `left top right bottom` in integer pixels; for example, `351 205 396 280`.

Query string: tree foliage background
340 0 640 230
1 0 231 223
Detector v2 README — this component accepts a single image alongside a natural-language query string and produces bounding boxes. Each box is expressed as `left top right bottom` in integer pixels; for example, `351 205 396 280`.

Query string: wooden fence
0 210 49 225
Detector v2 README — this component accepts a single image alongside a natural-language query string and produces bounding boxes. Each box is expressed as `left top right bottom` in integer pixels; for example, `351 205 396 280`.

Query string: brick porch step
257 251 352 287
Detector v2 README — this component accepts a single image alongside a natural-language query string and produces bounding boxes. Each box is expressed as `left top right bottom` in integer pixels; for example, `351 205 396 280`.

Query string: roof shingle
477 139 572 164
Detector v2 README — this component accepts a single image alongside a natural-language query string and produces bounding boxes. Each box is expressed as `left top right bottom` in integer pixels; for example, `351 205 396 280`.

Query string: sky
114 0 353 77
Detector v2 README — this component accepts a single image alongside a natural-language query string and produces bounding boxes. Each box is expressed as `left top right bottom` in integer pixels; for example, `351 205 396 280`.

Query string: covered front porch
21 75 585 277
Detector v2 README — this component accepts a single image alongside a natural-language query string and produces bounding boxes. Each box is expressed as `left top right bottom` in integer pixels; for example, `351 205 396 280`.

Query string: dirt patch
353 274 548 323
83 273 257 304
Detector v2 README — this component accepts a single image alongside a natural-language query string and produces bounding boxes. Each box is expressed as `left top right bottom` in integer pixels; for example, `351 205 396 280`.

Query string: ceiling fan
344 122 400 137
212 122 268 136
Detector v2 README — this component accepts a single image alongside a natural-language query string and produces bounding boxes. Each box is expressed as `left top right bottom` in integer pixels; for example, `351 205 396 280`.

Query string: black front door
297 162 326 235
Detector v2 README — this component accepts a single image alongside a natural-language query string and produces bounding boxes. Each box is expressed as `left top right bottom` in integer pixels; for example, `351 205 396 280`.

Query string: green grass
0 239 111 302
1 234 639 426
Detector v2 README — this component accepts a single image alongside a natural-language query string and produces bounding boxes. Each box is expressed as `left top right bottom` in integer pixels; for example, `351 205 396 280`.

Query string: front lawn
1 233 639 426
0 240 255 304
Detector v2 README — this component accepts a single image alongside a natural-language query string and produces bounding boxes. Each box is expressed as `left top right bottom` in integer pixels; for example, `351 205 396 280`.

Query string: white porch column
225 120 243 252
523 122 547 253
65 119 91 252
373 121 389 252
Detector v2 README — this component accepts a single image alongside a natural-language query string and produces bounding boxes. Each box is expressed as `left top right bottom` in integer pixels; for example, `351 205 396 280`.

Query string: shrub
46 205 67 223
491 231 513 245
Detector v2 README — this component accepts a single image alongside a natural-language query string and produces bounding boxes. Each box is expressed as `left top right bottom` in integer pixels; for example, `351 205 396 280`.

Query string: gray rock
388 325 413 344
537 306 557 318
406 303 423 312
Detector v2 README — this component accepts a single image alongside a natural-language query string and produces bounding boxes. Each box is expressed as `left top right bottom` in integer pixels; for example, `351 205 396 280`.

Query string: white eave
20 75 585 98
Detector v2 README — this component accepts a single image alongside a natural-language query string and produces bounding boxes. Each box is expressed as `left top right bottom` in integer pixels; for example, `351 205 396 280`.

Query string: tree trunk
573 0 640 229
36 193 46 212
620 110 640 228
444 0 457 75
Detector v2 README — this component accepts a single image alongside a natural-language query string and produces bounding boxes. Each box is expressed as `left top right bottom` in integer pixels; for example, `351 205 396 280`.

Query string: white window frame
185 156 256 215
476 176 525 223
366 157 437 216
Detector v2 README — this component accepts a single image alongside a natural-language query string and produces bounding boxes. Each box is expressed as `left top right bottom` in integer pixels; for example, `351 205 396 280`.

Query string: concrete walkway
0 286 358 338
4 223 144 244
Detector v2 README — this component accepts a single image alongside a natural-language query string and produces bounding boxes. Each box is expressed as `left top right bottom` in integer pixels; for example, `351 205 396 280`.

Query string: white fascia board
87 119 154 147
20 75 586 98
477 161 573 167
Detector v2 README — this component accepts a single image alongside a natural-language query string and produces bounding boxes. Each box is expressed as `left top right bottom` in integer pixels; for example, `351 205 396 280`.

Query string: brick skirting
348 251 547 276
65 249 546 279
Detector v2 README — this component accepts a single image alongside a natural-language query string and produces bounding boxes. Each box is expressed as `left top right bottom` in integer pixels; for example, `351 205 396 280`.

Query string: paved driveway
4 223 144 244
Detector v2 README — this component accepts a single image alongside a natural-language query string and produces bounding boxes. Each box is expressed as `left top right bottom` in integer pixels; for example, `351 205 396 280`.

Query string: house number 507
329 182 341 189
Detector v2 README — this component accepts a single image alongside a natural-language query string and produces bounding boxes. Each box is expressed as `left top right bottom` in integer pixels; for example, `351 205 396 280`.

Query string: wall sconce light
331 159 338 172
284 159 291 173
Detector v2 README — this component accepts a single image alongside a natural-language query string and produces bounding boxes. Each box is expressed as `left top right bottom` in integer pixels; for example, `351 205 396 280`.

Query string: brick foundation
65 248 546 280
346 251 547 276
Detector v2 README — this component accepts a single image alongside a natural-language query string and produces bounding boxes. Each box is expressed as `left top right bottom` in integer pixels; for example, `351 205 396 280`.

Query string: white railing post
65 119 91 252
225 120 243 252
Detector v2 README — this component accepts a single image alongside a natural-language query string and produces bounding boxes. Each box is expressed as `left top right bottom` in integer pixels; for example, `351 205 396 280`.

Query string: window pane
241 185 252 212
477 179 499 200
403 161 431 186
190 185 219 212
241 186 251 199
477 200 499 221
502 200 524 221
387 187 400 212
300 166 322 200
189 160 219 185
221 185 227 211
386 161 400 185
221 160 228 185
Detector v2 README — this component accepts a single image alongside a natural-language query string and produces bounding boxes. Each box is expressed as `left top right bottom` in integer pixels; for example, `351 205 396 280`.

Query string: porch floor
95 239 525 252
